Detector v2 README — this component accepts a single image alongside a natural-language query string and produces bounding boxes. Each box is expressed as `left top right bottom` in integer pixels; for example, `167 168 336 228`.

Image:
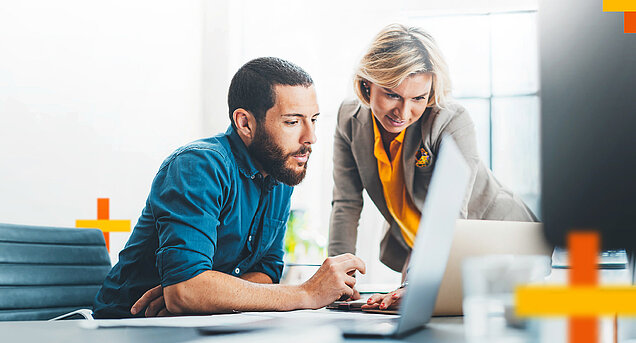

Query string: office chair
0 223 111 321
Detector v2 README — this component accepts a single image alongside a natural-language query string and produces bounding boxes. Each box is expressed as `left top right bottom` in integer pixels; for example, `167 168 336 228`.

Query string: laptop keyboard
552 247 628 269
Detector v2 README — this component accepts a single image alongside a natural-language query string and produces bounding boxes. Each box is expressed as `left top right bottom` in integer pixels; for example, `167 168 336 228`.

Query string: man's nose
302 121 317 145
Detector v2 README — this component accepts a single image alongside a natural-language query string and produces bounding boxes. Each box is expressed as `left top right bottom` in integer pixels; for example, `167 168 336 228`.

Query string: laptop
551 246 628 270
330 135 471 337
332 220 552 317
433 220 552 316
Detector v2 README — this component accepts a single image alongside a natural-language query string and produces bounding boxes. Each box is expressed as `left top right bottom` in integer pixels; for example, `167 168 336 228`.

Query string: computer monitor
539 0 636 249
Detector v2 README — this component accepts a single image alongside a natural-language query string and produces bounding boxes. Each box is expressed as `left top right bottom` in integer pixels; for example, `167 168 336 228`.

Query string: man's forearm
164 270 308 314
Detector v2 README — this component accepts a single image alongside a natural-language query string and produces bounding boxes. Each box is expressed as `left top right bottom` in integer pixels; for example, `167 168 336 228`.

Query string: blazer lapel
402 121 419 203
352 106 392 222
402 107 430 202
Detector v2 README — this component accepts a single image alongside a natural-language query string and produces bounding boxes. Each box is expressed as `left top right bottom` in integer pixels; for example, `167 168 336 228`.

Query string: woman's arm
328 102 365 256
441 107 482 218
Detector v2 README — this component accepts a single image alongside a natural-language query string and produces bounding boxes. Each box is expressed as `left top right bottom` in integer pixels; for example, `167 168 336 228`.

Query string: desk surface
5 266 628 343
0 316 468 343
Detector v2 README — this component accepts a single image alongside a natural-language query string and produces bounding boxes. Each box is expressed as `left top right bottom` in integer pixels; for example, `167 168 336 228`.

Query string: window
412 10 541 216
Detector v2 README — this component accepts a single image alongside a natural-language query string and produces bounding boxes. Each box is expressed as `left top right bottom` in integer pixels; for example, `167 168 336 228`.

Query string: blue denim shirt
93 126 292 318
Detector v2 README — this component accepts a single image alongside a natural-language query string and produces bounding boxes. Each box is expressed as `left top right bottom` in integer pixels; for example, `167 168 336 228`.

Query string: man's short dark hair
228 57 314 128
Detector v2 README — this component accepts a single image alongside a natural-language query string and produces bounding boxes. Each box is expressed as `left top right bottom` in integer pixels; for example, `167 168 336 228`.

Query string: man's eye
285 121 299 125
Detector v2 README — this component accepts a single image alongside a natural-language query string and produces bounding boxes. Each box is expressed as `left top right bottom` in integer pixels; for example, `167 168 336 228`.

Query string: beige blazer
328 99 537 272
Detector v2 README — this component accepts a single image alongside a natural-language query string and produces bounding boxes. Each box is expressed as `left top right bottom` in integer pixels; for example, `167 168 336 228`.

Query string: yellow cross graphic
516 231 636 343
76 198 130 251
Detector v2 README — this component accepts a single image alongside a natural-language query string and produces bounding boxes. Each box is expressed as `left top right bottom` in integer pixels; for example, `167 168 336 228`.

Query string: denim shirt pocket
252 217 285 258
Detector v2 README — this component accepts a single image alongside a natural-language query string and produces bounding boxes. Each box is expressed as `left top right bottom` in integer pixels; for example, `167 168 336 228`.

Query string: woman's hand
361 287 405 310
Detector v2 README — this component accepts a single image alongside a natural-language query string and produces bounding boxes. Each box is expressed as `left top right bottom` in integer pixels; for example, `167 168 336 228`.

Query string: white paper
80 313 272 329
80 308 398 330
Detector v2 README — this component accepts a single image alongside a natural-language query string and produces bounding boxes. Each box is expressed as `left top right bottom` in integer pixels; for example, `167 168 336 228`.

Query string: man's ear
233 108 257 144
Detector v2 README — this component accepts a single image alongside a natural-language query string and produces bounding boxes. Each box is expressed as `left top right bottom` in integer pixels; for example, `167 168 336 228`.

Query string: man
92 57 365 318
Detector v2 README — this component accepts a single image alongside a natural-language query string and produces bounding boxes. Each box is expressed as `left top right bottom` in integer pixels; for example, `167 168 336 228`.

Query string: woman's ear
233 108 257 144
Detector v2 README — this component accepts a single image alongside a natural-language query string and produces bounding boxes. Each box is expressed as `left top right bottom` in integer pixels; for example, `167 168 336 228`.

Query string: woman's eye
414 96 426 101
386 93 400 99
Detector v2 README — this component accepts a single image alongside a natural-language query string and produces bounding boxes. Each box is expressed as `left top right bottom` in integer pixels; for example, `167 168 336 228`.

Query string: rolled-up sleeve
149 148 230 287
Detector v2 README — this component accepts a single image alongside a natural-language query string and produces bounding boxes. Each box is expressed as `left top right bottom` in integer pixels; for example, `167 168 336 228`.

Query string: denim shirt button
248 235 252 242
234 267 240 274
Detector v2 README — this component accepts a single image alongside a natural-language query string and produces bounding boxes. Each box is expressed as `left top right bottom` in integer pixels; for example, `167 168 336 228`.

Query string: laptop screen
396 136 471 336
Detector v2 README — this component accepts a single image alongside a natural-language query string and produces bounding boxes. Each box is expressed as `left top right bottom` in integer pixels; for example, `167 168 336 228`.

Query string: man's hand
361 287 405 310
348 288 361 301
131 285 172 317
300 253 366 309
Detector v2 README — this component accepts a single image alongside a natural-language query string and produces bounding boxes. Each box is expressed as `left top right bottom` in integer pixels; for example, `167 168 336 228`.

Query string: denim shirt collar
226 126 281 189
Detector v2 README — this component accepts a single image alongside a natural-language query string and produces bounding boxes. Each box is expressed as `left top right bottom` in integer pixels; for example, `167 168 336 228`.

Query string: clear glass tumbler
462 254 551 342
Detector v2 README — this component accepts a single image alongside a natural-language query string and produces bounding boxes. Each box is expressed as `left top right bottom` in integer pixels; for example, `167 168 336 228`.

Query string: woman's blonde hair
354 24 452 108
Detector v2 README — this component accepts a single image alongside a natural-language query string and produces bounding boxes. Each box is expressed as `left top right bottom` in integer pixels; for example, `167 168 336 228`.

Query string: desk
2 267 630 343
0 316 467 343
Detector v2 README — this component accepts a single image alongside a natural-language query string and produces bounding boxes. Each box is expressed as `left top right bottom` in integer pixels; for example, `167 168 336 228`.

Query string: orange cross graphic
75 198 131 251
517 231 636 343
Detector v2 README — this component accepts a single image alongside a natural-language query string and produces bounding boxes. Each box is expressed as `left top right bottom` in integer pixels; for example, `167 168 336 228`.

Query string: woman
328 24 536 310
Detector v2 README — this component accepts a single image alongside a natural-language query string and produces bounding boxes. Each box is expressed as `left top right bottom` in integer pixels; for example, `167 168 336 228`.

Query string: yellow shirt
372 116 421 247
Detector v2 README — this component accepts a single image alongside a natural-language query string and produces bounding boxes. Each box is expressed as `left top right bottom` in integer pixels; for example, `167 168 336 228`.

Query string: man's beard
247 127 311 186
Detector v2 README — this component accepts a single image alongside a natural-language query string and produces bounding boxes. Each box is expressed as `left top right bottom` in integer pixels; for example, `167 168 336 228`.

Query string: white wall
0 0 205 261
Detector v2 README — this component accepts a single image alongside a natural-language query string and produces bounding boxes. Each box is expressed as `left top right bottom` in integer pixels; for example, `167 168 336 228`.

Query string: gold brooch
415 147 431 168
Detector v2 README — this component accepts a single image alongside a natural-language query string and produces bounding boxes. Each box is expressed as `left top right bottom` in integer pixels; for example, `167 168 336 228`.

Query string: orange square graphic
626 12 636 33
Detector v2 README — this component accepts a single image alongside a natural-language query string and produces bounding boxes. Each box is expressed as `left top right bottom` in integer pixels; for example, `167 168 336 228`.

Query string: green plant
283 209 326 263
